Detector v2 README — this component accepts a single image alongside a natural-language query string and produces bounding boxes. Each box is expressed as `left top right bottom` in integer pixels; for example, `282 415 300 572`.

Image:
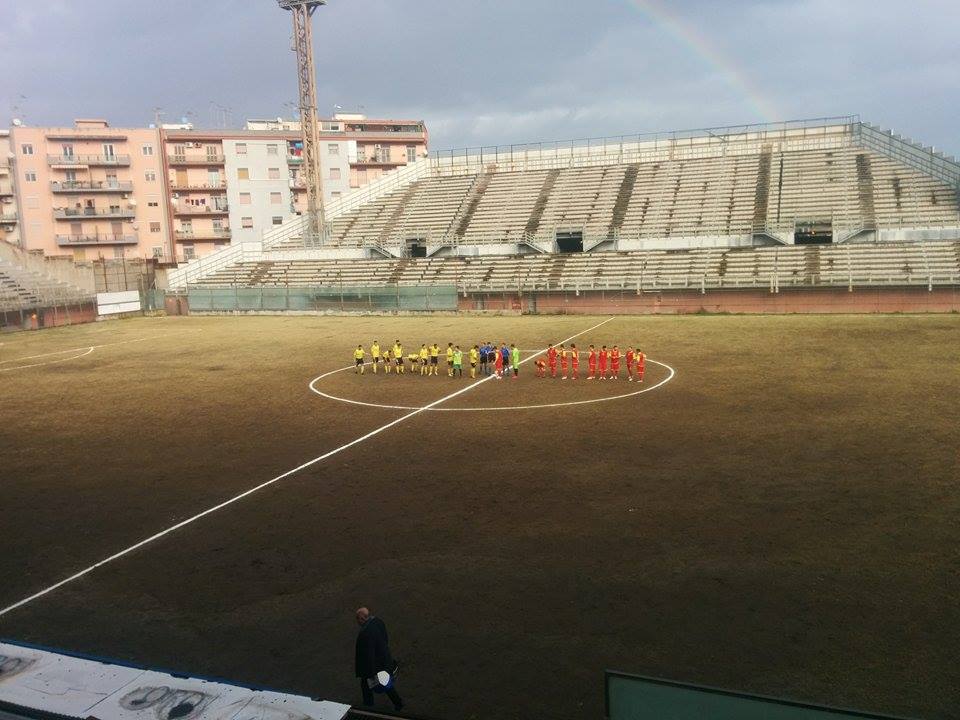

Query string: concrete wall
462 286 960 314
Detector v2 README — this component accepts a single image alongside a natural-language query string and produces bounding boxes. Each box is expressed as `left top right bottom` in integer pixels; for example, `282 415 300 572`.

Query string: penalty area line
0 317 614 619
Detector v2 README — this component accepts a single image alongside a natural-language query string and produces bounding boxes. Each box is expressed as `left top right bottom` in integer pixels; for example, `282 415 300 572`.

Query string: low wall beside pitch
461 286 960 314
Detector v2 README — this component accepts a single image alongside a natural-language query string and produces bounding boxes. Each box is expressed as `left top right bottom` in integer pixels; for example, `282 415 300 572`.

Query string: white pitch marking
309 358 675 411
0 336 152 371
0 346 96 372
0 317 615 618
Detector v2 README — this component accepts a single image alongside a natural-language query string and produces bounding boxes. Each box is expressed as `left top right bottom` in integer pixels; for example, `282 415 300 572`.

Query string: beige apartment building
0 129 18 246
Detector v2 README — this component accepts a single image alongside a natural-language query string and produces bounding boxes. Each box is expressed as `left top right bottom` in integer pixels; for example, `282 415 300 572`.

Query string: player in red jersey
587 344 597 379
559 343 569 379
569 343 579 380
598 345 608 380
535 357 547 378
610 345 621 379
625 346 635 381
547 344 558 378
494 345 504 379
635 347 646 383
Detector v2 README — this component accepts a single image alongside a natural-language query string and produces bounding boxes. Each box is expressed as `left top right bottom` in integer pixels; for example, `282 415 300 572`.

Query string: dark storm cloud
2 0 958 154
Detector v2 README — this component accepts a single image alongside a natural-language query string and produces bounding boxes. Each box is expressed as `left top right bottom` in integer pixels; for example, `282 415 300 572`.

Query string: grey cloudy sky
3 0 958 155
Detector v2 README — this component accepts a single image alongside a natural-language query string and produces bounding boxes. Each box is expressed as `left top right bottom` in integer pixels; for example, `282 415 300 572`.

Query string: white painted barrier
0 641 349 720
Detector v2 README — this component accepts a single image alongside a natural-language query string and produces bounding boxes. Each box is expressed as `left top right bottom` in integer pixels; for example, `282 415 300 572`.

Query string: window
62 144 74 157
406 145 416 163
205 145 219 159
142 145 154 156
174 144 186 156
270 192 282 205
236 143 247 155
102 143 115 158
237 167 249 180
182 243 196 260
328 143 339 156
241 216 253 229
267 144 278 155
21 143 34 155
268 167 280 180
24 171 37 182
180 219 193 233
152 246 164 259
208 170 221 186
150 222 161 233
72 248 86 262
212 219 224 231
26 196 39 209
329 167 341 180
145 170 157 182
239 192 251 204
148 201 159 208
113 247 126 259
272 216 283 226
65 170 77 181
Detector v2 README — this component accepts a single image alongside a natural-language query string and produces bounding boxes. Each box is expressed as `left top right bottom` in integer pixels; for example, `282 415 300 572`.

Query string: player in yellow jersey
370 340 381 374
418 344 429 376
469 345 479 378
382 346 392 373
445 342 455 377
353 345 366 374
393 341 404 374
429 343 441 376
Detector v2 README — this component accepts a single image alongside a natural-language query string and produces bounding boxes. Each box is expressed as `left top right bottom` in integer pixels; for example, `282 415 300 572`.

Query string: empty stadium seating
189 240 960 292
263 123 959 252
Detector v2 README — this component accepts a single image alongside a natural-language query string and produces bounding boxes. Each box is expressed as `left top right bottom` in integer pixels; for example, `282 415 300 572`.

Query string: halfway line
0 317 614 618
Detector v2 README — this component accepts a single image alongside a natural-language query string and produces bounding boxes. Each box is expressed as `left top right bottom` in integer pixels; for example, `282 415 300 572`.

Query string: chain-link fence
186 285 458 313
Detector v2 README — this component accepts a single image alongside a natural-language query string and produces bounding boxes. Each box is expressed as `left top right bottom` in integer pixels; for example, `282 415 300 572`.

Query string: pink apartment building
5 115 428 262
10 120 170 261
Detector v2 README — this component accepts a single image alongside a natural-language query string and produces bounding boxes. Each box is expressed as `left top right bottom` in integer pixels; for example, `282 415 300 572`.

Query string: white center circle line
308 357 676 411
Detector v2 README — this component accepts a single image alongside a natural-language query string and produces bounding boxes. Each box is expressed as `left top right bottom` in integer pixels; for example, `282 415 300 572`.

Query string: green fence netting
186 285 458 313
605 672 915 720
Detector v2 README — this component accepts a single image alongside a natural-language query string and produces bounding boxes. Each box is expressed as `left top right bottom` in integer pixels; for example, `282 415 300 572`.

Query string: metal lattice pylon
278 0 327 246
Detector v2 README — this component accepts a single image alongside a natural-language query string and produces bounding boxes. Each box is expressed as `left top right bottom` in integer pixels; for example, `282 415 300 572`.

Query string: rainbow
622 0 780 123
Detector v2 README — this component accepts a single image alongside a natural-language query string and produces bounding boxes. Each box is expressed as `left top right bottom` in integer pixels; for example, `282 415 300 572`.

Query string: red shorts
611 363 620 371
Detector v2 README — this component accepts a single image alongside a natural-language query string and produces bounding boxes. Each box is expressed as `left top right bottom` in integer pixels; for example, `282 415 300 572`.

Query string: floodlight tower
278 0 326 244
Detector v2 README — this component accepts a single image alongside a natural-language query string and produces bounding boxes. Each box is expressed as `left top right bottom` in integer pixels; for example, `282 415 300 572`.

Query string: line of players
535 344 646 381
353 340 503 378
352 340 646 382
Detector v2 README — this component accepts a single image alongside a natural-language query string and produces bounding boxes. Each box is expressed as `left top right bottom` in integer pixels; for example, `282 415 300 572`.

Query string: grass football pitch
1 314 958 719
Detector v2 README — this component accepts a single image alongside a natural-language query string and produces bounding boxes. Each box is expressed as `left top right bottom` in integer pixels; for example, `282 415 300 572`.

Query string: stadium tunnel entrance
556 230 584 253
405 239 427 257
794 221 833 245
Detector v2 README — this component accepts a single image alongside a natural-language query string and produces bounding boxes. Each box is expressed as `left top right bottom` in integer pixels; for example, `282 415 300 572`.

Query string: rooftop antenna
277 0 327 245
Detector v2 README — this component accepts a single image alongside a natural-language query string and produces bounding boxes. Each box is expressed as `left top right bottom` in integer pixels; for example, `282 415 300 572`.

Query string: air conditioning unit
193 142 202 148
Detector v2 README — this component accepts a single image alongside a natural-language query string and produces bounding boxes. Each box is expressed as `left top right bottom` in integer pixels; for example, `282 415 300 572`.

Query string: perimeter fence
186 285 458 313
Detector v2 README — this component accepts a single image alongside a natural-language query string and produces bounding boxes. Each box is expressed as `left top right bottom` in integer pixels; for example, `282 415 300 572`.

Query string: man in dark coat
355 607 403 710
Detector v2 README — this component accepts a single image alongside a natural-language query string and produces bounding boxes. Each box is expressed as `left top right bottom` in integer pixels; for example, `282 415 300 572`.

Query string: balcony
0 184 13 197
173 205 229 216
169 182 227 192
56 233 139 246
0 211 17 224
169 154 225 165
175 229 231 241
51 180 134 193
287 154 303 164
47 154 131 167
353 158 403 167
53 207 136 220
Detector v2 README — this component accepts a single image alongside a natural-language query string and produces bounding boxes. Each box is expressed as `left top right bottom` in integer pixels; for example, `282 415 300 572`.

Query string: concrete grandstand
166 117 960 298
